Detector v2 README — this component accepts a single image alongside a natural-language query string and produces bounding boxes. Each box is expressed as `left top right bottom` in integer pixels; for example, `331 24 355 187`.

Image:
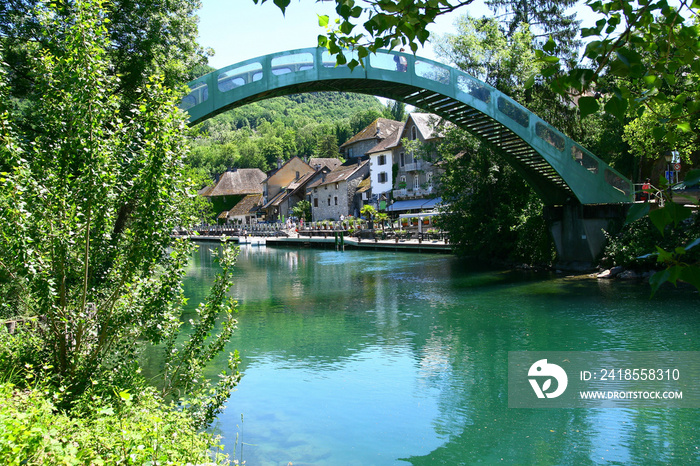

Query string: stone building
306 159 370 221
339 118 402 160
260 156 342 221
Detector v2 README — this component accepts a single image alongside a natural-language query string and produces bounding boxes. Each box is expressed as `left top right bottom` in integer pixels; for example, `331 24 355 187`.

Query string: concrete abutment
545 203 629 271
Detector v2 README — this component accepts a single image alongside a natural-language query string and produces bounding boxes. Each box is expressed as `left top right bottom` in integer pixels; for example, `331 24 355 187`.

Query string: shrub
0 383 229 465
600 214 700 270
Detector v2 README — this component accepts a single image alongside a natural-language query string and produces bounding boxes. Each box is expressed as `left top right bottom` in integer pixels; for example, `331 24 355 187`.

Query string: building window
400 152 405 167
314 198 318 207
295 171 300 179
414 174 420 190
411 126 418 140
378 172 388 183
334 196 338 205
328 198 331 206
426 171 433 186
335 183 339 190
378 154 386 165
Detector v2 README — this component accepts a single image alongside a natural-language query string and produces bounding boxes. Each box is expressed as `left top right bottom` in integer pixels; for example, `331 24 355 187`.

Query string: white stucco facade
369 150 393 196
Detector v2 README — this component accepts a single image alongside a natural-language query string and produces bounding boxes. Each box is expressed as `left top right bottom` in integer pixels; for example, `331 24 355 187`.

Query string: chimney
277 158 283 169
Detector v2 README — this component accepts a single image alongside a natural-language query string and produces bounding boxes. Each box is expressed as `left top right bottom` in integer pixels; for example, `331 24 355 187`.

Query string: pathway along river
164 242 699 465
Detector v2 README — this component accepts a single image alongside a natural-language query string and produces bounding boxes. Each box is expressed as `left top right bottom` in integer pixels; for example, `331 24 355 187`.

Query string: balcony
392 187 432 199
403 160 426 172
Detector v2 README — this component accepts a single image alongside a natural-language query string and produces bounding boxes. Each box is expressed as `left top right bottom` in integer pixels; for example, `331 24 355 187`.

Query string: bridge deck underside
228 78 575 205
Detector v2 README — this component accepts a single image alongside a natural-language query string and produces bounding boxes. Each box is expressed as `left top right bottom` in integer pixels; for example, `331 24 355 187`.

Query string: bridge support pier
545 203 628 271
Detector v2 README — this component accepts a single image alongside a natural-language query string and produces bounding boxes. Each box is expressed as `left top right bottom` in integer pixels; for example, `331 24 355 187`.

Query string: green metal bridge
182 47 633 207
182 47 633 266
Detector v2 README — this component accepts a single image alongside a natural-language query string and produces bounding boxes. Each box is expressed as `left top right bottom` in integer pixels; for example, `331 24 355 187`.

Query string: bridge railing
182 47 633 204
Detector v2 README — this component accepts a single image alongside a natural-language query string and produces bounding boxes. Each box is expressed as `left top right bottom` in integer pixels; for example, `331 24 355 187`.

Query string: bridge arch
182 47 632 207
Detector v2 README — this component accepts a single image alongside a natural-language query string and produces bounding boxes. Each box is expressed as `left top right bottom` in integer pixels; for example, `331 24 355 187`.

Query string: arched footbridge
182 47 634 265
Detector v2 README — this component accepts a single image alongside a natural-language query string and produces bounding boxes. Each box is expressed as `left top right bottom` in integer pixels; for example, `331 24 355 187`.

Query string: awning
386 197 442 212
421 197 442 209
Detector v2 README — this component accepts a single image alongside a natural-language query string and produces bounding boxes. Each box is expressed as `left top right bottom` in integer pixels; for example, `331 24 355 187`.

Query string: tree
531 1 700 292
431 13 563 264
436 127 555 264
434 16 540 96
485 0 581 61
317 133 341 158
360 204 376 220
1 0 207 109
384 100 406 121
292 199 312 222
0 0 238 421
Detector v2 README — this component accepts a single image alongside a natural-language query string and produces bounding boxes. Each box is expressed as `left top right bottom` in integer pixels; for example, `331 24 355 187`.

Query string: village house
306 159 370 221
260 156 342 221
339 118 402 160
226 193 263 225
386 113 446 216
200 168 267 223
366 123 402 201
340 113 446 215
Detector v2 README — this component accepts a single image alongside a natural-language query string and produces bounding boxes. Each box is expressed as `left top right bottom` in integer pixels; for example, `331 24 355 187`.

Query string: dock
185 234 452 253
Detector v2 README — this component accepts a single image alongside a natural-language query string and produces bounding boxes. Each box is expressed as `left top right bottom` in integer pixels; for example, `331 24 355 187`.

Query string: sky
195 1 615 70
197 0 497 69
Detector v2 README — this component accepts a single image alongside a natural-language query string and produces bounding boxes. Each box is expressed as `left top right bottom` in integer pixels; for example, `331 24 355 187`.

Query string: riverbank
183 233 453 253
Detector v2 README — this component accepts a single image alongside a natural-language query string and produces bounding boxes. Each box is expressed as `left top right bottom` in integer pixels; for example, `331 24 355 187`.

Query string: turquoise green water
182 243 699 465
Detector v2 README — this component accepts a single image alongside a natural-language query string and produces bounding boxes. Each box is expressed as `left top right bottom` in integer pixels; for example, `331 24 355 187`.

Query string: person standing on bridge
394 48 407 72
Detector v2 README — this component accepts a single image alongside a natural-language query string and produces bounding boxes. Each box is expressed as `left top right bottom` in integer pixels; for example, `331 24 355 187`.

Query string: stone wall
311 181 350 221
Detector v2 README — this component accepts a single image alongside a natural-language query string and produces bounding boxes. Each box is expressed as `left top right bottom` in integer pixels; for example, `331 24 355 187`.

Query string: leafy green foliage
360 204 376 220
1 0 207 120
436 128 555 265
0 0 239 420
292 199 312 222
604 169 700 295
534 1 700 146
0 383 228 465
385 99 406 121
188 93 382 176
602 215 699 270
160 246 241 428
485 0 581 60
624 170 700 294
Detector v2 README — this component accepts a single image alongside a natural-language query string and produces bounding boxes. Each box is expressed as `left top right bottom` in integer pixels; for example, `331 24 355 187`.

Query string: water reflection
179 243 699 465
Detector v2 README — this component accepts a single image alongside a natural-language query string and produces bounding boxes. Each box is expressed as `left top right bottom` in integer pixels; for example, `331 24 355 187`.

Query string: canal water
182 242 699 465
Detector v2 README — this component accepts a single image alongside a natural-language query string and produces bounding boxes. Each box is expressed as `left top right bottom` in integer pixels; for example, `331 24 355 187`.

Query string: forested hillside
187 91 393 177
